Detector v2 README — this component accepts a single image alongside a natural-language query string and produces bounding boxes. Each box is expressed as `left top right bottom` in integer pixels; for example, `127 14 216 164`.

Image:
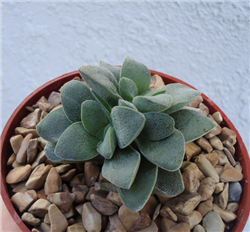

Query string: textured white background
1 1 250 231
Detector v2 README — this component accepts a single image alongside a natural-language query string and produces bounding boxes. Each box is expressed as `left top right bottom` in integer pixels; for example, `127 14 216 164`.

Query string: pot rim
1 70 249 232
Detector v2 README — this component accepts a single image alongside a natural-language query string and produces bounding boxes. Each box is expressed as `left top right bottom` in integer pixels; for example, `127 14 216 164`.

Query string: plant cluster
37 57 216 211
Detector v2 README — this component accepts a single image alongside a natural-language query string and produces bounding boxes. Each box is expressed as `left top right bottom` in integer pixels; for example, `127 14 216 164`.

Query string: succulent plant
37 57 217 212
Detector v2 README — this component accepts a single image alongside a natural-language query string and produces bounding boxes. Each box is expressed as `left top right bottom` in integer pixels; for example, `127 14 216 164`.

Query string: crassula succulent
36 57 217 212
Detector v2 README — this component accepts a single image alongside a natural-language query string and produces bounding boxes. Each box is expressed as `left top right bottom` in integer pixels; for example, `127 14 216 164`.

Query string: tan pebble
218 182 229 209
11 190 37 212
26 164 53 190
40 111 48 121
223 140 235 155
20 108 41 129
48 204 68 232
185 142 201 161
37 189 47 200
204 115 222 139
195 154 219 183
67 223 86 232
86 186 108 201
196 137 213 153
214 183 225 194
220 163 243 182
16 133 33 164
31 150 47 169
12 160 25 168
118 204 140 231
26 106 34 112
213 204 237 222
44 167 61 195
204 153 219 167
27 138 38 163
10 134 23 154
198 177 215 201
21 212 41 226
12 181 29 193
209 136 223 150
75 203 84 215
182 169 200 193
37 137 47 150
199 103 209 116
227 202 239 213
7 153 16 166
188 210 202 229
203 211 225 232
169 222 190 232
161 217 177 232
187 96 203 108
85 162 101 187
140 195 159 218
55 164 72 174
149 74 165 90
72 184 89 204
193 224 206 232
44 213 50 224
217 127 237 145
160 205 177 221
106 213 126 232
134 221 158 232
6 164 32 184
61 168 77 182
33 96 48 108
152 203 161 220
212 111 223 125
166 193 201 216
38 102 52 112
181 162 205 181
197 199 213 217
223 147 236 166
130 212 151 231
215 165 224 176
213 150 229 165
48 91 61 108
15 127 39 137
28 199 51 217
82 202 102 232
47 192 75 213
70 173 85 187
64 205 75 219
106 192 123 207
40 222 51 232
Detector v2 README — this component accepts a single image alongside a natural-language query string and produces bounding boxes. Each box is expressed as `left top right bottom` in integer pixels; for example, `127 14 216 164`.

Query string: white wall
1 1 250 230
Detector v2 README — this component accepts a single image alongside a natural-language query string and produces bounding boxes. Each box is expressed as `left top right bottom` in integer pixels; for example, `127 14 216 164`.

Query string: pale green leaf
99 60 121 82
117 157 158 212
81 100 110 136
170 109 217 143
136 129 185 171
111 106 145 149
44 142 65 163
119 77 138 102
154 168 184 197
163 83 201 114
55 122 99 161
91 90 112 113
60 80 95 123
36 107 71 143
102 146 141 189
140 112 175 141
97 125 117 159
78 65 121 107
141 89 166 96
118 99 137 111
121 56 151 95
132 94 172 113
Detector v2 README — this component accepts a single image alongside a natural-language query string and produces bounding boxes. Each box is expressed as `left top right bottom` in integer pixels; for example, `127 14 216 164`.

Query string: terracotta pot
1 70 249 231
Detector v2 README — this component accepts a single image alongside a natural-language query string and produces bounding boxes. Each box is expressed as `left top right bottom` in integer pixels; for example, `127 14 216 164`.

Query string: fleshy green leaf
78 65 121 107
36 107 71 143
163 83 201 114
99 60 121 82
117 157 158 212
170 109 217 143
111 106 145 148
140 112 175 141
102 146 141 189
91 90 112 113
118 99 137 111
119 77 138 102
55 122 99 161
81 100 110 136
136 129 185 171
97 125 117 159
132 94 172 113
121 56 151 95
60 80 95 123
141 89 166 96
44 142 65 163
154 168 184 197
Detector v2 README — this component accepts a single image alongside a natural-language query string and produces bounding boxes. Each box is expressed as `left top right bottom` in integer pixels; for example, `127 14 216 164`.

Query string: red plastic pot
1 70 249 231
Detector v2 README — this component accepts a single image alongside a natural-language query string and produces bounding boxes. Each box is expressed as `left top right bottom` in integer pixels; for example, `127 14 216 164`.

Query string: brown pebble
169 222 190 232
20 108 41 129
217 127 237 145
185 142 201 161
223 147 236 166
213 204 236 222
31 150 47 169
106 192 123 207
209 136 223 150
196 137 213 153
106 214 126 232
70 173 85 187
220 163 243 182
182 169 200 193
67 223 86 232
11 190 37 212
6 164 32 184
12 181 29 193
149 74 165 91
61 169 77 182
198 177 215 201
44 167 61 195
10 134 23 154
28 199 51 217
16 133 33 164
7 153 16 166
48 91 61 108
212 112 223 125
27 138 38 163
197 199 213 217
48 204 68 232
72 184 89 204
160 205 177 221
218 182 229 209
226 202 239 213
204 153 219 167
15 127 39 138
140 195 159 218
85 162 101 187
199 103 209 116
181 162 205 181
161 217 177 232
21 212 41 226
